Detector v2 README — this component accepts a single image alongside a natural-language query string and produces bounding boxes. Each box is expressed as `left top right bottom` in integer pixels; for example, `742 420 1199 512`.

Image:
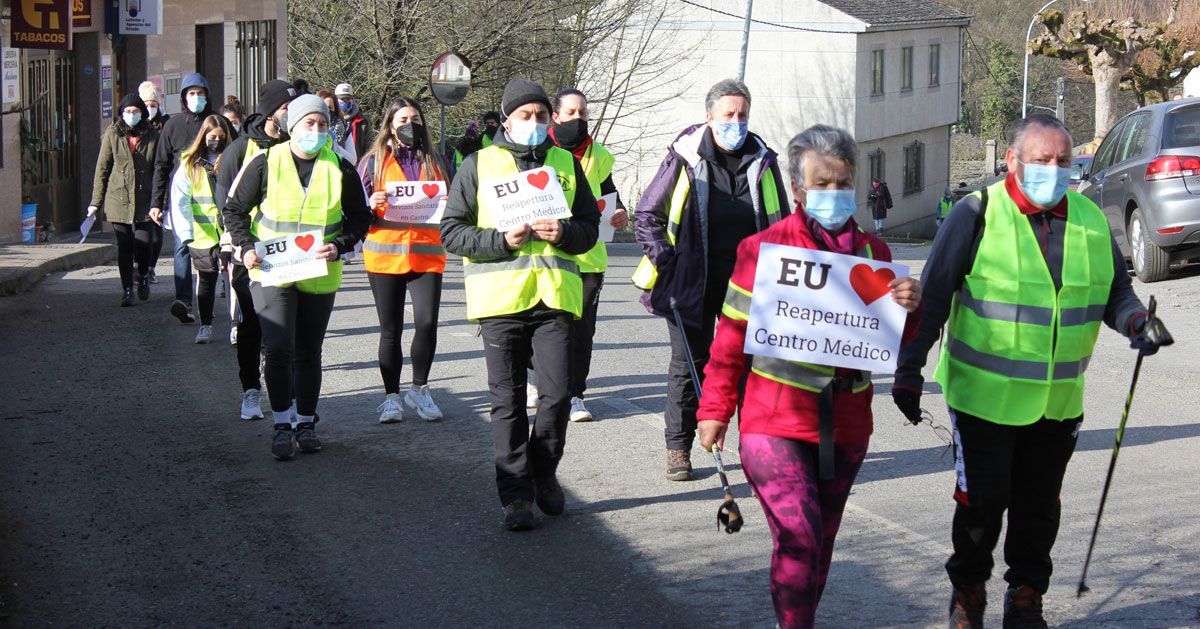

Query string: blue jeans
172 229 193 305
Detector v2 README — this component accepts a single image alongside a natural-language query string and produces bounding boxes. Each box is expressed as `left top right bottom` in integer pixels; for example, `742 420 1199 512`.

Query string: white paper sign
480 166 572 232
596 192 618 243
384 180 447 224
2 48 20 106
254 230 329 287
744 243 909 373
79 215 97 243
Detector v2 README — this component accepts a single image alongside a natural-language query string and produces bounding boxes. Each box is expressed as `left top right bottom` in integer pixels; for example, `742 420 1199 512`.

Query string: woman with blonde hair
170 115 231 344
356 97 451 422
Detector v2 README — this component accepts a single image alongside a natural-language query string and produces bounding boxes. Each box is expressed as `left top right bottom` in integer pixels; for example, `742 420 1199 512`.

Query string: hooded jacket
89 94 159 224
150 74 237 211
215 112 286 211
332 101 371 162
633 123 789 329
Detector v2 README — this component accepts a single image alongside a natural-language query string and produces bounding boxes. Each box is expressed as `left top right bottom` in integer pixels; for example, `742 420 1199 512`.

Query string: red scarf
1005 173 1067 218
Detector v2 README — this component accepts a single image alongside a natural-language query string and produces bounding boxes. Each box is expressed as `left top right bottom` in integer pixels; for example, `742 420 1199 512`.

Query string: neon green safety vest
934 181 1114 425
464 145 583 321
249 143 346 294
631 159 783 289
188 166 221 250
576 141 616 273
481 133 493 149
720 232 875 394
938 196 953 220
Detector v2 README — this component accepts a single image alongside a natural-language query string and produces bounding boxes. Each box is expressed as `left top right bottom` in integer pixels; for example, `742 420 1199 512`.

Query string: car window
1118 114 1152 162
1091 119 1127 172
1163 105 1200 149
1070 161 1085 182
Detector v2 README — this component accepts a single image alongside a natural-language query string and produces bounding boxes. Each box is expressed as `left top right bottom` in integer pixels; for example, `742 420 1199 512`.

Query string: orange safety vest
363 153 448 275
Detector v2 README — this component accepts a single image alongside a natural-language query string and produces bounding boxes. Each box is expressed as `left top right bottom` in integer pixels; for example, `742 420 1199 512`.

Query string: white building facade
595 0 970 237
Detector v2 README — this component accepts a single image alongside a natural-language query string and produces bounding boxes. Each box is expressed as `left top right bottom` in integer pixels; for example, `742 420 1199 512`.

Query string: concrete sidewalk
0 232 116 296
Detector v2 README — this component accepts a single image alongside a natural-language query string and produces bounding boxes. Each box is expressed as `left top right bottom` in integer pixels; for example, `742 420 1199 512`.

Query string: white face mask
146 106 158 119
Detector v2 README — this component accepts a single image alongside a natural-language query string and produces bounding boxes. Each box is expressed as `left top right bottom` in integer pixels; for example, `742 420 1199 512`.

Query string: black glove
892 385 924 426
1130 306 1173 356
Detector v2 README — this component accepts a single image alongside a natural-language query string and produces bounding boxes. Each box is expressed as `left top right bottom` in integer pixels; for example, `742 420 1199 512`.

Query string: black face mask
206 139 222 154
484 124 499 139
394 123 426 150
552 118 588 148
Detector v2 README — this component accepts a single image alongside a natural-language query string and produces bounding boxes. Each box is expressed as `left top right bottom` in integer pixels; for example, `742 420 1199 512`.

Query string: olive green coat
89 123 159 224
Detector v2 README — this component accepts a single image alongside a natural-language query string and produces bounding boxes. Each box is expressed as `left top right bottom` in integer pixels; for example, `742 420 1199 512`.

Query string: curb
0 243 117 296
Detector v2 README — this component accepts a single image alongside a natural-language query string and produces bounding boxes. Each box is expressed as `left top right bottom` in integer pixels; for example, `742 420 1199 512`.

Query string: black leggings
112 221 154 288
251 282 336 417
191 247 219 325
230 265 262 391
149 222 164 266
368 271 442 393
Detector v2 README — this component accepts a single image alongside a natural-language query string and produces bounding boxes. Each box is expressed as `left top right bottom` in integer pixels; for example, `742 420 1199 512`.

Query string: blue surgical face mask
187 94 207 114
508 119 548 147
123 112 142 127
712 121 749 151
1018 160 1070 207
804 188 858 230
339 100 353 114
294 129 327 155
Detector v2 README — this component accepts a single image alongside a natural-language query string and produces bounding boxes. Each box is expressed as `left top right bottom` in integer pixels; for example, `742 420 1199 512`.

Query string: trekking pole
670 297 743 534
1077 296 1172 597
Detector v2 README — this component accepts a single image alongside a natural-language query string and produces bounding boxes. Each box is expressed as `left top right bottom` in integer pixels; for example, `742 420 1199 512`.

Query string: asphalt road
1 243 1198 627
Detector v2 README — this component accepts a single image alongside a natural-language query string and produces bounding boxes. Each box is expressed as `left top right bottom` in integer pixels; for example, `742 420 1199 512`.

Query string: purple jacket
633 123 789 328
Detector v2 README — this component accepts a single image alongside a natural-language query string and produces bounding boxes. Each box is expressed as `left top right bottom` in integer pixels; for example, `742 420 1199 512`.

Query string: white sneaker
240 389 264 420
229 326 238 346
194 325 213 344
526 382 539 410
404 385 443 421
377 393 404 424
569 397 593 422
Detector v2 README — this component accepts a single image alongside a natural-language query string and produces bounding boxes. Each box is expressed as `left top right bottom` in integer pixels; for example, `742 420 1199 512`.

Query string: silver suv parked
1079 98 1200 282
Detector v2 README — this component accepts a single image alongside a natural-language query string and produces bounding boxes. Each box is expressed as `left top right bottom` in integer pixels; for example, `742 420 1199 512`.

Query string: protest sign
744 243 909 373
383 180 447 224
480 166 572 232
597 192 618 242
254 229 328 286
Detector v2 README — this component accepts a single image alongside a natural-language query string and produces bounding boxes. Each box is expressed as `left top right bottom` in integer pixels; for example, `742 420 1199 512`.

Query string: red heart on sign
526 170 550 190
597 199 607 213
294 234 316 252
422 183 439 199
849 263 895 306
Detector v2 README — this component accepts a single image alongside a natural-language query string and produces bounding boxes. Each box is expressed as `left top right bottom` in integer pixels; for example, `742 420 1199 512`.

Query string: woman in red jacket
697 125 922 629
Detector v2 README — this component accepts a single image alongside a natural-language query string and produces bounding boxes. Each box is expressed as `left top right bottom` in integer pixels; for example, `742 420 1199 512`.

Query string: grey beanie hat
286 94 330 133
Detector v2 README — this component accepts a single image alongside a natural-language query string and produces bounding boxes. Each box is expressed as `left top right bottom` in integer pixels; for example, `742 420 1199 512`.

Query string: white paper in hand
596 192 618 243
383 180 447 224
253 229 329 287
79 214 97 244
479 166 572 232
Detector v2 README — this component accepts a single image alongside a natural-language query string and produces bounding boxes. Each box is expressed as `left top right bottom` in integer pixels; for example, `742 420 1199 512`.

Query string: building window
929 43 941 87
901 46 913 91
872 49 885 96
236 20 278 114
904 141 925 194
868 149 885 185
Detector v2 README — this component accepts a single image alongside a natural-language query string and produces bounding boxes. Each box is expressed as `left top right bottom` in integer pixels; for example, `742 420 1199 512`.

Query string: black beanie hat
258 79 298 116
116 93 149 124
500 79 552 118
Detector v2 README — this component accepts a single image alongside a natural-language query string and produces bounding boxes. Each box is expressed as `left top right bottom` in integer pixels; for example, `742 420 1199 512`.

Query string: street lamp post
1023 0 1091 118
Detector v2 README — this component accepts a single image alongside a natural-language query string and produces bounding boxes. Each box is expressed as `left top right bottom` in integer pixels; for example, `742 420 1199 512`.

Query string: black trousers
368 271 443 393
250 282 336 418
946 409 1082 594
480 306 573 506
190 247 220 325
149 222 164 266
663 280 725 452
570 272 604 398
231 265 262 391
112 221 154 288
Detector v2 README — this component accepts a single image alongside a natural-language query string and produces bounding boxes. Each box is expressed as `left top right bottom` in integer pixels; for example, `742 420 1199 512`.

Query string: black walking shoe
948 583 986 629
136 274 150 301
170 300 196 324
534 477 565 516
120 287 135 307
1003 586 1047 629
502 500 537 531
295 422 322 453
271 424 295 461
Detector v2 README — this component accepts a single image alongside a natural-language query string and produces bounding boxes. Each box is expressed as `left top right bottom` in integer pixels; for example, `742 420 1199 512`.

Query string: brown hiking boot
666 449 692 481
1003 586 1047 629
948 582 986 629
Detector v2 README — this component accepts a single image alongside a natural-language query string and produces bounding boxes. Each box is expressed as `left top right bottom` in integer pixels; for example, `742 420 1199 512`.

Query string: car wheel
1128 208 1171 283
